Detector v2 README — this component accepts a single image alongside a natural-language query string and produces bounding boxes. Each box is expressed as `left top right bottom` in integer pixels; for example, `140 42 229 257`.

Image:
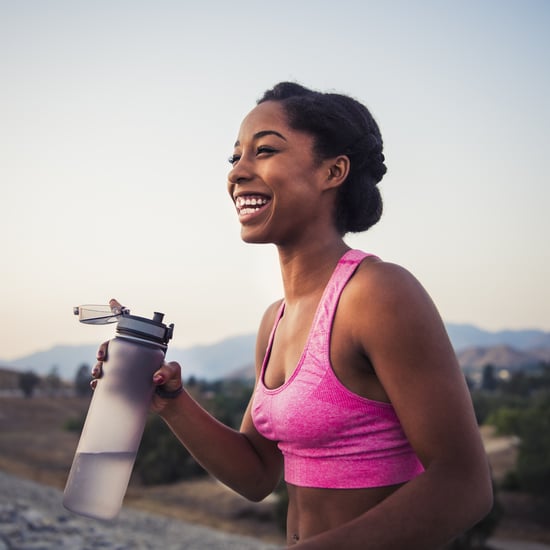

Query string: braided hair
258 82 387 235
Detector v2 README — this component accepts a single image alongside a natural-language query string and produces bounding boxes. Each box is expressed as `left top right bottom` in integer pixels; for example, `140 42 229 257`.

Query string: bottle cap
73 305 174 346
116 312 174 346
73 305 130 325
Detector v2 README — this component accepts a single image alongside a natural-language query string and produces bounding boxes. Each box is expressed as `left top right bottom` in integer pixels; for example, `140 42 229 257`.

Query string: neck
276 237 350 304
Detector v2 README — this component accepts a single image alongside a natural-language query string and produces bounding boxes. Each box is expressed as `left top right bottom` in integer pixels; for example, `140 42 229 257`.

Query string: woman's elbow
474 470 494 522
461 459 495 526
239 478 280 502
235 465 282 503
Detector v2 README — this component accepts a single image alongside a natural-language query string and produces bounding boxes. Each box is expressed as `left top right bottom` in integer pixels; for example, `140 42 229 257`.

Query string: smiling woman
227 101 339 246
94 81 493 549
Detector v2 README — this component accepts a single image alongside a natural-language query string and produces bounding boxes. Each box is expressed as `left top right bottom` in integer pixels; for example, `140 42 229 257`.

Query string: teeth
235 196 268 209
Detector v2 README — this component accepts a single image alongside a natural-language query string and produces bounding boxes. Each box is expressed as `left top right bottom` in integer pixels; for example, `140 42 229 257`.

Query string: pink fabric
252 249 424 489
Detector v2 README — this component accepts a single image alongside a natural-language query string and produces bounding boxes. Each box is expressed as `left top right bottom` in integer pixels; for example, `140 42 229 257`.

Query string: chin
240 227 272 245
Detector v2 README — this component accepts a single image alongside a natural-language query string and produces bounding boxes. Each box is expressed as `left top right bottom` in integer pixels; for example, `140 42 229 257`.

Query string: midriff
285 482 404 545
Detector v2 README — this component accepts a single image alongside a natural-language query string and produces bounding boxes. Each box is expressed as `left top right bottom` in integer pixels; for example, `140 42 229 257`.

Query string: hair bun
347 134 387 183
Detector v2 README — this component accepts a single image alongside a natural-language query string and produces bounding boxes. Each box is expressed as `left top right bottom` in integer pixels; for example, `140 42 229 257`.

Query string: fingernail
91 367 99 377
97 349 104 358
153 374 165 385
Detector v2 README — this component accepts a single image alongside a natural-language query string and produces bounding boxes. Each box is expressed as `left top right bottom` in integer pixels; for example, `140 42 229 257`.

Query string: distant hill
166 334 256 380
0 334 256 382
1 324 549 382
456 345 550 371
445 324 550 351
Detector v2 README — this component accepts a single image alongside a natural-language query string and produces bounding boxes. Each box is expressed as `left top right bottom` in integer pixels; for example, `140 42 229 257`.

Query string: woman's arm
151 301 284 502
297 262 493 549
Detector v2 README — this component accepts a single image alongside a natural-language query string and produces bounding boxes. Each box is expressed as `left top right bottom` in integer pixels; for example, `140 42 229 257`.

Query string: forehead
234 101 317 153
235 101 313 147
236 101 289 140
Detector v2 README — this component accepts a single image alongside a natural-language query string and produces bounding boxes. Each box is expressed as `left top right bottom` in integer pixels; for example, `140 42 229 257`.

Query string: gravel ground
0 469 281 550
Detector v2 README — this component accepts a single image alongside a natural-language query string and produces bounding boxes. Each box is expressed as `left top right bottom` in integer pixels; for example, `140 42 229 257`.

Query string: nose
227 156 253 196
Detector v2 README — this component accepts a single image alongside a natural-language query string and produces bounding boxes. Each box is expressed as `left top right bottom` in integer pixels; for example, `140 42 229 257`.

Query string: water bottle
63 304 174 520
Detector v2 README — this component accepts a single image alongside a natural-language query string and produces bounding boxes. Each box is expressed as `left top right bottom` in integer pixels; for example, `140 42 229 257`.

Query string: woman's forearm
158 389 281 501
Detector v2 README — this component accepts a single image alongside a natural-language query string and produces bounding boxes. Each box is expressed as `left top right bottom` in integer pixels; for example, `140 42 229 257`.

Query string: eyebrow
234 130 287 148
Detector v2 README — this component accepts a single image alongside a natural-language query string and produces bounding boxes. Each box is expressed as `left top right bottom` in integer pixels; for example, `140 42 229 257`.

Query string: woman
95 82 492 548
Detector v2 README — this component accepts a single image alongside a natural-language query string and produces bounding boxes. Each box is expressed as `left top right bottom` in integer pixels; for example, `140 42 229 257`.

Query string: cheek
267 163 306 187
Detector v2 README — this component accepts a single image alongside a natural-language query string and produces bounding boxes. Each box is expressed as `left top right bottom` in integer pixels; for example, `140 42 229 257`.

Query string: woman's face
227 101 333 245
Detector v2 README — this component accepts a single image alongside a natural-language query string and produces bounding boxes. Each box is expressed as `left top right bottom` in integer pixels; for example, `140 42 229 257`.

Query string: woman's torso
257 253 408 543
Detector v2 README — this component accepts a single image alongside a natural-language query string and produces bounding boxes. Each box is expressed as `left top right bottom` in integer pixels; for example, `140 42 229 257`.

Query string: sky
1 0 549 360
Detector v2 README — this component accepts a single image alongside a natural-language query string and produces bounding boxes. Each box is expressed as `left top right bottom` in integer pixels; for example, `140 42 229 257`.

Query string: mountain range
1 324 549 382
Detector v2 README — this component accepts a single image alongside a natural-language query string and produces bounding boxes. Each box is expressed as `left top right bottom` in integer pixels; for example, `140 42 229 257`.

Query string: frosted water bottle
63 305 174 520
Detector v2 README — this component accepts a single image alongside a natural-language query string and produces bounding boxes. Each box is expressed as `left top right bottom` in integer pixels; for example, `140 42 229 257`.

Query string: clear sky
1 0 549 360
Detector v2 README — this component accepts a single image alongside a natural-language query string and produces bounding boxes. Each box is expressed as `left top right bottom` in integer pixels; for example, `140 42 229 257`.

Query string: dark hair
258 82 386 235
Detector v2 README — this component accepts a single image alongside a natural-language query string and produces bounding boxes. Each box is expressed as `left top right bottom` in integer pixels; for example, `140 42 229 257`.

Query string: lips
234 194 270 217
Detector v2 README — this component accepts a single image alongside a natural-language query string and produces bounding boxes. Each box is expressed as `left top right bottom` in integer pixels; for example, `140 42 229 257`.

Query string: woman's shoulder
345 255 441 331
343 254 455 375
353 256 427 300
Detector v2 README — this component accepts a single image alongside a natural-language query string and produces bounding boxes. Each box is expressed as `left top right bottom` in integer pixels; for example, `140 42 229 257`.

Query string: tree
482 366 550 525
481 364 498 391
74 363 92 397
513 391 550 522
45 366 62 396
135 414 206 484
18 370 40 398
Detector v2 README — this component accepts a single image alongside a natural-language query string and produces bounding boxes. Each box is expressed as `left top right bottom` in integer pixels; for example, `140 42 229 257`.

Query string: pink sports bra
251 249 424 489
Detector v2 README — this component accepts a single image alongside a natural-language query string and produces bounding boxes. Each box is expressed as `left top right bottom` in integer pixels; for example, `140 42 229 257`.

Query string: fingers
90 341 109 389
151 362 184 407
109 298 124 314
153 361 182 390
97 341 109 362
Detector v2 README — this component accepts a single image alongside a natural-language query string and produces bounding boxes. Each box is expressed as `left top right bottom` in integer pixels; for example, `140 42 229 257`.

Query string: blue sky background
1 0 549 359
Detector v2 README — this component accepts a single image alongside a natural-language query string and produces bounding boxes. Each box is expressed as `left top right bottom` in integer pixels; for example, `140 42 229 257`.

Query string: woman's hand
151 361 185 413
91 348 185 413
90 298 123 389
90 298 185 411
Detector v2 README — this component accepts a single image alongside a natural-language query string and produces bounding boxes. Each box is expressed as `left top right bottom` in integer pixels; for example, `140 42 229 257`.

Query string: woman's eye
257 146 276 156
228 147 276 165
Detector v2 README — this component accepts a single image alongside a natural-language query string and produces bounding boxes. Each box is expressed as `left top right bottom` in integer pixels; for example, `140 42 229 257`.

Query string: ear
324 155 350 190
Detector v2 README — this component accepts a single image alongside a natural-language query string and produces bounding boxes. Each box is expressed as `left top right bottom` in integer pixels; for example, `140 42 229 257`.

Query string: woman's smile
234 194 271 220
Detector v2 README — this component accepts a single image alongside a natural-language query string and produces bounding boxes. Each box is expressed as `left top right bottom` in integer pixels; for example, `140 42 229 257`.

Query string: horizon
2 321 550 365
2 1 549 359
2 322 549 388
